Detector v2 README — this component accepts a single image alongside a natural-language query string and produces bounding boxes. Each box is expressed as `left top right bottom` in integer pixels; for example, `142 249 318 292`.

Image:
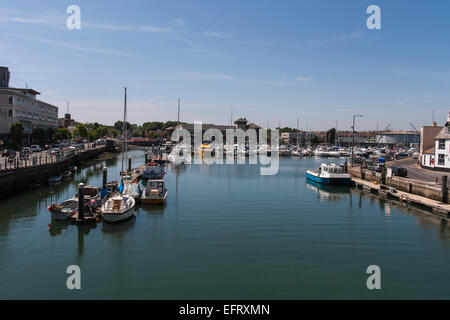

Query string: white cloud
174 19 185 27
296 77 312 82
202 31 230 39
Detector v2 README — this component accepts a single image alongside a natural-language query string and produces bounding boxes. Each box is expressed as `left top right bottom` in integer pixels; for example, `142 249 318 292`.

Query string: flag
119 179 124 193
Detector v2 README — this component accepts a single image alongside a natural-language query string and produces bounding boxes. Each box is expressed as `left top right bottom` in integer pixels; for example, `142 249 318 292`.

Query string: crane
410 122 420 134
384 123 392 132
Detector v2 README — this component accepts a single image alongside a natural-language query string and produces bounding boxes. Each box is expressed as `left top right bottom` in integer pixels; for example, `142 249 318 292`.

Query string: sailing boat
102 87 136 223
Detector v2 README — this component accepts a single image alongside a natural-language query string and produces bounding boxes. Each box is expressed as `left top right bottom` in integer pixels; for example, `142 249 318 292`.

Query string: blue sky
1 0 450 130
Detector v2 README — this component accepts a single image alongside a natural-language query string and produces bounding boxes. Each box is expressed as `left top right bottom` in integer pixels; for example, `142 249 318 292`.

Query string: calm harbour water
0 150 449 299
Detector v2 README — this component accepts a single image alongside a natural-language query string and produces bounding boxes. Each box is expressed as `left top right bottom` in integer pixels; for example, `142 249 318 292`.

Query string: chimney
432 121 437 127
447 111 450 123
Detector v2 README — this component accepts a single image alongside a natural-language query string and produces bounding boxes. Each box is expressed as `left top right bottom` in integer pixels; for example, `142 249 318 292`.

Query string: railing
0 143 100 171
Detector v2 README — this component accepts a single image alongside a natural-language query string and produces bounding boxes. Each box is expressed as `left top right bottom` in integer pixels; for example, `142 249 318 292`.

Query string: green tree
73 123 89 140
54 128 70 141
114 121 131 132
32 128 49 145
326 128 336 145
310 136 320 145
9 121 25 149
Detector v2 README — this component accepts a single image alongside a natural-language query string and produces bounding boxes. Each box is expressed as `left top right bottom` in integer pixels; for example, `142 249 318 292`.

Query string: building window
8 109 13 117
8 96 13 104
439 140 445 149
438 154 445 166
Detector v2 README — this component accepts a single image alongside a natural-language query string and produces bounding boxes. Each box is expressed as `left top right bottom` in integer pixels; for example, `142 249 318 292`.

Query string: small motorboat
168 151 192 165
142 163 164 179
291 149 301 157
63 171 72 180
306 163 351 185
141 180 167 205
48 198 94 220
279 148 292 157
102 194 136 223
48 175 62 183
48 199 78 220
75 185 101 202
327 151 341 158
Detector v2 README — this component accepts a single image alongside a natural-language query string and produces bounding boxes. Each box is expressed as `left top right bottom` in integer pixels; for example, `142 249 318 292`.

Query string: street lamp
351 115 363 167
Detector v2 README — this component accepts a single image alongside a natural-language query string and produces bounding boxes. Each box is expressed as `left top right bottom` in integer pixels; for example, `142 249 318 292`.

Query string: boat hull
141 198 166 205
102 207 136 223
306 172 351 185
141 191 167 205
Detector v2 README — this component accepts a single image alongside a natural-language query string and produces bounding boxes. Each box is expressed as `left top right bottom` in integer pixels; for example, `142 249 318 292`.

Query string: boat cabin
320 163 344 174
145 180 166 197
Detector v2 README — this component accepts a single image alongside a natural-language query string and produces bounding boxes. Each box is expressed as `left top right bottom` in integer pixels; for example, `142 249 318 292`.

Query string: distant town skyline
1 0 450 130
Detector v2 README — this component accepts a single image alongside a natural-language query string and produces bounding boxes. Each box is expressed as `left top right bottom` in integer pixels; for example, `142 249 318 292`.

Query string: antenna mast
177 98 180 125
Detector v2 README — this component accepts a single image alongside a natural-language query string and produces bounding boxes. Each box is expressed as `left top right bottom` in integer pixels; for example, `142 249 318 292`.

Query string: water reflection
102 215 137 235
305 180 351 202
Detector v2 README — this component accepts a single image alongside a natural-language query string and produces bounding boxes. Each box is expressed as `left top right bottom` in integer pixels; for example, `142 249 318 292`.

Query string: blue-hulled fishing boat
306 163 351 185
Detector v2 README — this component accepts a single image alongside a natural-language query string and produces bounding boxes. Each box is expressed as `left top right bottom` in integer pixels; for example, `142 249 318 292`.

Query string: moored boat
142 162 164 179
141 180 167 205
101 194 136 222
101 87 137 223
306 163 351 185
48 175 62 183
48 198 94 221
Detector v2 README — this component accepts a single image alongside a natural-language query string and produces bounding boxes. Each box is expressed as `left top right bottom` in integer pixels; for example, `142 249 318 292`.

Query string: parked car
390 166 408 177
51 148 61 155
395 152 409 159
21 147 31 154
30 145 42 153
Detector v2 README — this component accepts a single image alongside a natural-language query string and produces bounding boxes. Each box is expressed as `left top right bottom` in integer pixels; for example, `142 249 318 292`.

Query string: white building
0 67 58 136
421 113 450 172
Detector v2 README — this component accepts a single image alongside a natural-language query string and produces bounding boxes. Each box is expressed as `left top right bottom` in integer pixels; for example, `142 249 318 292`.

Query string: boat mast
177 98 180 125
121 87 127 176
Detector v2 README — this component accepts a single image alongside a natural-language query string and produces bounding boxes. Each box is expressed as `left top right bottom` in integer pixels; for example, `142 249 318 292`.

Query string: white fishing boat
102 194 136 222
306 163 351 185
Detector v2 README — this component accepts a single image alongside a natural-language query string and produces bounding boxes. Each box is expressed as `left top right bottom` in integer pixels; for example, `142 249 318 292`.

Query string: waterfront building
335 131 377 146
421 113 450 171
167 118 262 144
0 67 59 136
280 131 314 145
375 131 420 146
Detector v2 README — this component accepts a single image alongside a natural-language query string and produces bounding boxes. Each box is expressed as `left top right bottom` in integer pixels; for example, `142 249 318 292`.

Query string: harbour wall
0 146 106 200
349 166 447 203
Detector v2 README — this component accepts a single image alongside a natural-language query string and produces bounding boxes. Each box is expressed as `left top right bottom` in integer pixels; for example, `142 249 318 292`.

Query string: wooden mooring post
442 176 448 204
78 183 85 222
102 167 107 189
